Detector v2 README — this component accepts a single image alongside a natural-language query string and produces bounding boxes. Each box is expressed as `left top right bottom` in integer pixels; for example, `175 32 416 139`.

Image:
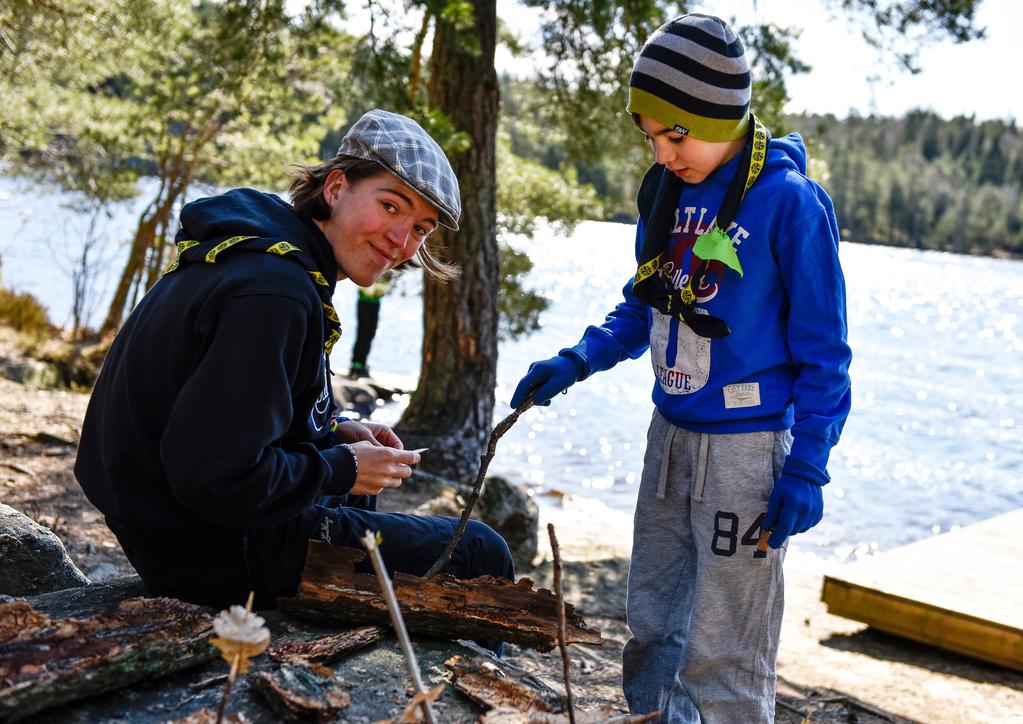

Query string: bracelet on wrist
338 442 358 481
327 416 352 445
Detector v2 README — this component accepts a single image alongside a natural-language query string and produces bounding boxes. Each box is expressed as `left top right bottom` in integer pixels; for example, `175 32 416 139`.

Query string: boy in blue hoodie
511 14 851 722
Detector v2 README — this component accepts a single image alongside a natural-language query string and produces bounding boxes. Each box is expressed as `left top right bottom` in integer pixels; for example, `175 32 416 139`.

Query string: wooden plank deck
821 509 1023 672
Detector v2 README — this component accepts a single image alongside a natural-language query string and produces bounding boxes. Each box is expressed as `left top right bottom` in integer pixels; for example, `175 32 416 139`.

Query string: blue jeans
113 494 514 613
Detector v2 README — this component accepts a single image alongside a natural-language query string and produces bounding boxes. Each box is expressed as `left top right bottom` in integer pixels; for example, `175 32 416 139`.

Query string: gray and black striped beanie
627 14 751 142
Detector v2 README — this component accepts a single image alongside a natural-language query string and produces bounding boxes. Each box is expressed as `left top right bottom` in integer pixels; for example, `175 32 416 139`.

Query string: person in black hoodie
75 110 514 610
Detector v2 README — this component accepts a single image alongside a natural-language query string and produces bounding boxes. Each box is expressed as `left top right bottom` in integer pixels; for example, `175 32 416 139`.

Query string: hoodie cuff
781 455 830 486
322 443 358 494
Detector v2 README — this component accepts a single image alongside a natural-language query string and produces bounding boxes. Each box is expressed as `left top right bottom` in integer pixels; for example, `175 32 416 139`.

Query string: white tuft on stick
362 531 438 724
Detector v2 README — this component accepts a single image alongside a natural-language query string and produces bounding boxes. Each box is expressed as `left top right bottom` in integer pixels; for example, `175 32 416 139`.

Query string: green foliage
0 0 152 202
496 134 603 236
738 22 810 133
518 2 813 167
3 0 350 206
497 243 549 340
0 288 53 335
494 133 603 340
440 0 478 34
521 0 673 165
509 0 983 222
500 75 647 219
3 0 357 332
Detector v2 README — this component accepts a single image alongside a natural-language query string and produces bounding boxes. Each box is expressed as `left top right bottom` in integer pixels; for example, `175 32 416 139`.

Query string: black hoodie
75 190 357 588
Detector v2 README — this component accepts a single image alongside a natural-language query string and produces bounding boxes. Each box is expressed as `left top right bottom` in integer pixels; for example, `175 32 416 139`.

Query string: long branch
423 397 535 579
547 523 576 724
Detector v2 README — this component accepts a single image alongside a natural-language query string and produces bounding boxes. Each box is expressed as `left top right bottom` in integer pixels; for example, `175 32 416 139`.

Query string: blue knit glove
511 353 583 407
763 474 824 549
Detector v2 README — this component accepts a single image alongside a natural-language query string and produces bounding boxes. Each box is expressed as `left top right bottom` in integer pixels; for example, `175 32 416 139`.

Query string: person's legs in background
350 292 382 378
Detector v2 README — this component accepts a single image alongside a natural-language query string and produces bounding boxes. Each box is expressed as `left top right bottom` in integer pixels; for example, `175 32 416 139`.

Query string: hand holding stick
423 396 536 579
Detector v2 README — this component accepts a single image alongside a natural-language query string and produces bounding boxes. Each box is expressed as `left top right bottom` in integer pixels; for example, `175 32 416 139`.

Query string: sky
497 0 1020 122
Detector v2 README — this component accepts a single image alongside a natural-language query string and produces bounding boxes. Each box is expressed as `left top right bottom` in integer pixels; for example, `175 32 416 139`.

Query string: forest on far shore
790 111 1022 257
503 86 1023 259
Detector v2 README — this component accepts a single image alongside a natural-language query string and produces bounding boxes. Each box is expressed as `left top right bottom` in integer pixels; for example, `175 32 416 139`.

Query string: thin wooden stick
756 528 771 553
215 591 254 724
774 697 807 717
362 531 438 724
424 397 536 579
547 523 576 724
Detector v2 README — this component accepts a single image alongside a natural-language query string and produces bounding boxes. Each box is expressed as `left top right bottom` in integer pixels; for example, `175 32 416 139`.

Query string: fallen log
278 541 603 652
0 597 216 723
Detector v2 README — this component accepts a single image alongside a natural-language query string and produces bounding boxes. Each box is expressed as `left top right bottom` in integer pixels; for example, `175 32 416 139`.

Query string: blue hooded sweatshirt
564 133 852 482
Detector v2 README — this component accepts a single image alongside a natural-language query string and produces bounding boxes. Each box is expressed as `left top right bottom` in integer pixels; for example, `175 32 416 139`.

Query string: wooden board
821 509 1023 671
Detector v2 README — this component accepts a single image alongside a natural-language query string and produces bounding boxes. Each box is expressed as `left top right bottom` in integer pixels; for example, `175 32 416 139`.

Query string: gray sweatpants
622 410 792 723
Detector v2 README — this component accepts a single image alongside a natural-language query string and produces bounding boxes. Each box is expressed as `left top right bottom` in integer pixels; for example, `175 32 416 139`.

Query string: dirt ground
2 369 1022 722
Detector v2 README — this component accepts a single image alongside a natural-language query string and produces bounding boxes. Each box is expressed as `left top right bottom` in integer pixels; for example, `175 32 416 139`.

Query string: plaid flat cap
336 109 461 230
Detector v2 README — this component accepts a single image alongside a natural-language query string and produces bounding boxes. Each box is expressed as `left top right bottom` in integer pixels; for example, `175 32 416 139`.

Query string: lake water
2 176 1021 562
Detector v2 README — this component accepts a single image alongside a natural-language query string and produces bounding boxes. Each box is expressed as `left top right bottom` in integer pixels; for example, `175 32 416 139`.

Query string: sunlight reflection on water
2 179 1021 562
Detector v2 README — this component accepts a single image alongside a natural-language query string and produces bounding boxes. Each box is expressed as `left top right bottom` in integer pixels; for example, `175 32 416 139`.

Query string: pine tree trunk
396 0 499 484
100 177 187 336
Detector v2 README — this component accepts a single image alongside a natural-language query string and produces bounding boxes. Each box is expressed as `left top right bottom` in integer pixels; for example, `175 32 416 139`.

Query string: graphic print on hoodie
651 206 747 396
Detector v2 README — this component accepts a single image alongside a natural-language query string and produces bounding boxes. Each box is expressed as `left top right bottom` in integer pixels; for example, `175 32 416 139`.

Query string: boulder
380 472 540 571
478 477 539 570
0 358 62 388
83 562 123 583
0 503 89 595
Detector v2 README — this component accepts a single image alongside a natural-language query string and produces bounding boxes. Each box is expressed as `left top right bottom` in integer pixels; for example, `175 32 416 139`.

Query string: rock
332 374 408 419
0 358 62 388
478 477 539 570
0 503 90 595
413 487 464 518
84 562 123 583
390 473 540 570
333 379 379 418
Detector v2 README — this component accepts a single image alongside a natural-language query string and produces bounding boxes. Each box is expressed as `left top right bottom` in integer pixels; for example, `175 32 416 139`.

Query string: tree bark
99 178 185 336
277 542 603 653
396 0 499 484
249 664 351 720
445 654 558 714
267 626 386 666
0 597 215 723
